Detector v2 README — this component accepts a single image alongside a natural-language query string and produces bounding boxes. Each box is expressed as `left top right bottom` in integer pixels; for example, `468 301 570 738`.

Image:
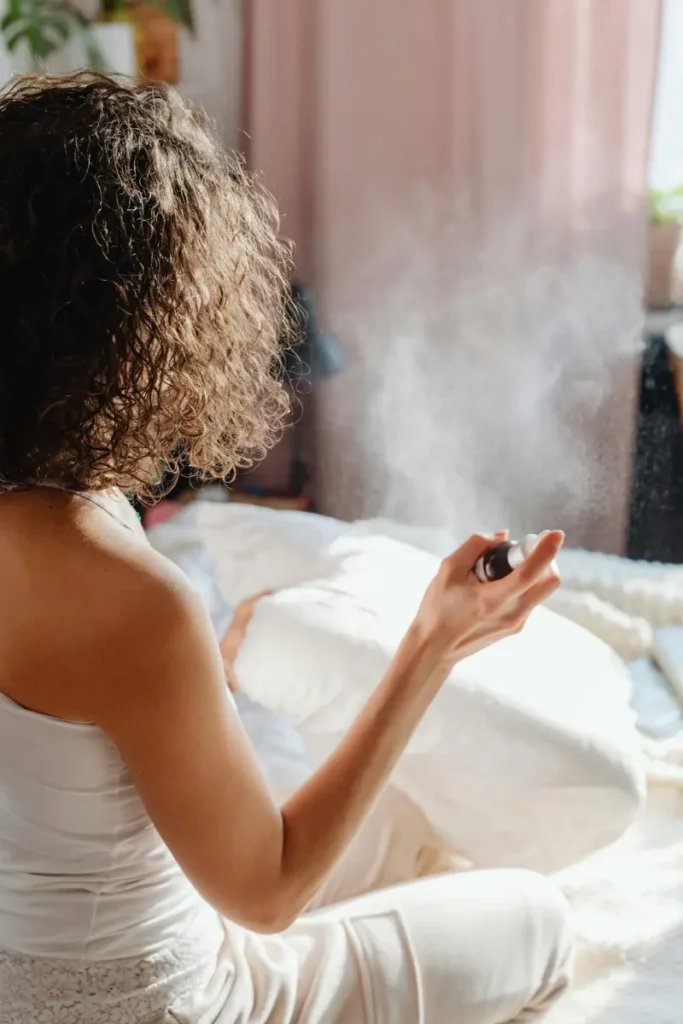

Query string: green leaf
0 10 23 31
86 39 105 68
0 0 93 64
162 0 195 33
0 0 202 64
5 25 28 52
26 23 56 59
101 0 126 14
649 184 683 224
73 19 105 70
42 15 72 42
49 0 85 27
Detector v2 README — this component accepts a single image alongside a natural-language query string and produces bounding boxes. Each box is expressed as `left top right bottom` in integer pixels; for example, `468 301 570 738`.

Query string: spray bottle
474 534 545 583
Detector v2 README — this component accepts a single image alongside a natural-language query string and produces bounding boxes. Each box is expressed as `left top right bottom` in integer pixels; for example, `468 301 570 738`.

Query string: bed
149 499 683 1024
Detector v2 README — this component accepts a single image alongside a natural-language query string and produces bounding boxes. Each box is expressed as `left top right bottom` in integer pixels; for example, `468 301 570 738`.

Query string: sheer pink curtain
243 0 661 551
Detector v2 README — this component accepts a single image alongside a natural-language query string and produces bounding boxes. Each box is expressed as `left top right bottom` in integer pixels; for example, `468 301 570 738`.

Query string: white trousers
192 788 573 1024
0 789 572 1024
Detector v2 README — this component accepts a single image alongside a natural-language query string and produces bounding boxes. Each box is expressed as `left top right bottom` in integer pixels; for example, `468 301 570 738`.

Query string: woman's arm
78 530 562 933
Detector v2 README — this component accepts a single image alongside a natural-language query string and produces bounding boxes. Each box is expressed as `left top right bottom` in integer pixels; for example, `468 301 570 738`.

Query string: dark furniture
628 311 683 563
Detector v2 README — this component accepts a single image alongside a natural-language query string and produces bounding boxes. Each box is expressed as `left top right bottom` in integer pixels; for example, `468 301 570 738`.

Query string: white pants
194 788 573 1024
0 789 571 1024
201 701 573 1022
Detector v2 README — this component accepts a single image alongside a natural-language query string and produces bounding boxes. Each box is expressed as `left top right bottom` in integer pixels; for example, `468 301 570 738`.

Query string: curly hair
0 72 291 498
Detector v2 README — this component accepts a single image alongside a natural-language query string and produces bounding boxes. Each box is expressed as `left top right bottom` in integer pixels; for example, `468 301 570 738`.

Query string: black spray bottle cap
474 534 541 583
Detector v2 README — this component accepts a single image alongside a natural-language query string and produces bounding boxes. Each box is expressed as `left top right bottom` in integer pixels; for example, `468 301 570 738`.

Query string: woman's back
0 489 221 961
0 489 232 1022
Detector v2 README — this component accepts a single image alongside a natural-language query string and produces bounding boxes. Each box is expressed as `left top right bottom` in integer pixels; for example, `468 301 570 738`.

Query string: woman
0 73 571 1023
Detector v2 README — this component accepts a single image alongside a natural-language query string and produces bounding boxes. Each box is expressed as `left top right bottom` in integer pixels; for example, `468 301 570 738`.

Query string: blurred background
3 0 683 558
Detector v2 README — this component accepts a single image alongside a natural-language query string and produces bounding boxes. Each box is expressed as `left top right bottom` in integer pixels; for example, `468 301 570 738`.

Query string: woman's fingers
224 662 240 694
468 571 561 645
237 590 272 614
442 534 495 577
508 572 561 625
221 590 272 663
501 530 563 592
443 529 562 588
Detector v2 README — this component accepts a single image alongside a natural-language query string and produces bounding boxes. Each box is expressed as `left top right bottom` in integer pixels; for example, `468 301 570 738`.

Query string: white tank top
0 488 311 970
0 489 223 961
0 691 223 960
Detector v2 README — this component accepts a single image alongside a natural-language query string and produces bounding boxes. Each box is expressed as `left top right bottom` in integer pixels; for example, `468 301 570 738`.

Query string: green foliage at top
1 0 196 70
650 184 683 225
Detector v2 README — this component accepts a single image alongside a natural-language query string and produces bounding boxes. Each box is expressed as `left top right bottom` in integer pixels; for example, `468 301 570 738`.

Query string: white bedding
547 737 683 1024
148 501 683 1023
232 533 644 873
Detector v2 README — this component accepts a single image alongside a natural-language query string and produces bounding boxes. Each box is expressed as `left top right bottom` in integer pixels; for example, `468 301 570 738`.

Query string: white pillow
234 533 646 873
198 501 353 602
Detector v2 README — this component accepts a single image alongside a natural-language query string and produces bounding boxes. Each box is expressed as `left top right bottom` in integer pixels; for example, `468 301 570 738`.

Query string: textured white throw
547 736 683 1024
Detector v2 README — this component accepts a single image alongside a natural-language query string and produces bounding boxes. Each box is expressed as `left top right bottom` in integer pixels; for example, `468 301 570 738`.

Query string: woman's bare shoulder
0 515 206 722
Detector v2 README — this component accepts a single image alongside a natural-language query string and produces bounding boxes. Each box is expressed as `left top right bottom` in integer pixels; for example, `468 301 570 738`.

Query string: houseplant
102 0 193 33
102 0 194 83
647 184 683 309
0 0 195 75
1 1 103 68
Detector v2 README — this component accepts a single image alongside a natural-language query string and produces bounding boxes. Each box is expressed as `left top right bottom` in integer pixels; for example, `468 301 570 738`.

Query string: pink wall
245 0 661 551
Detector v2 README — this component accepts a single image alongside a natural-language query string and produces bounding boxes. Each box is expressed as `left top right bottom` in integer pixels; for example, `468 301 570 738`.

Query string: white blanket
547 738 683 1024
148 502 683 1023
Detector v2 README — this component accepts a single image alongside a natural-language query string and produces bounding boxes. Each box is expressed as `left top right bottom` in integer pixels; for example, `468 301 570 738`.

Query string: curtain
243 0 662 551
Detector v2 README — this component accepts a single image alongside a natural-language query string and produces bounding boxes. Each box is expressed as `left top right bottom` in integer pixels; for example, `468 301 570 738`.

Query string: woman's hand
220 592 271 692
413 530 564 673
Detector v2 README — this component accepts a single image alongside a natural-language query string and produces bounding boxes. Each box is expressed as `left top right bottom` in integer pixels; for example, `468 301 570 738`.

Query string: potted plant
101 0 194 82
0 0 195 79
102 0 193 33
0 1 104 70
647 184 683 309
